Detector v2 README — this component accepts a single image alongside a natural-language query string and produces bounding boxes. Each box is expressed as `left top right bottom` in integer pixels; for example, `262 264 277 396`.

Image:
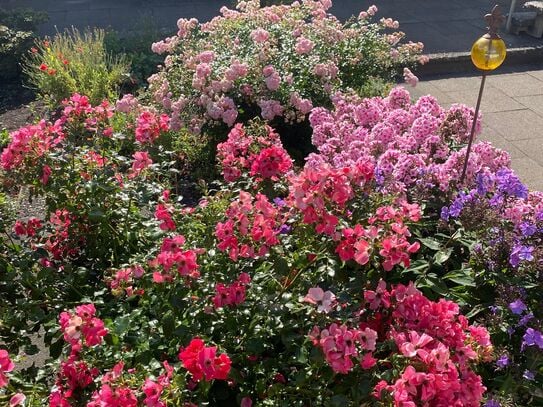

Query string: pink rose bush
147 0 424 134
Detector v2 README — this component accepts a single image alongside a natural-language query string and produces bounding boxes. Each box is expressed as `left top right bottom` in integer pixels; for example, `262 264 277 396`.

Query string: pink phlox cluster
49 358 99 406
288 161 374 238
215 191 283 261
178 338 232 382
149 235 200 282
1 119 64 170
13 217 42 237
135 111 170 144
87 384 138 407
45 208 82 262
129 151 153 178
213 272 251 308
51 304 107 405
155 203 176 231
335 200 421 270
217 123 291 182
308 88 507 194
367 282 492 406
61 94 114 135
142 361 174 407
59 303 108 348
309 323 378 374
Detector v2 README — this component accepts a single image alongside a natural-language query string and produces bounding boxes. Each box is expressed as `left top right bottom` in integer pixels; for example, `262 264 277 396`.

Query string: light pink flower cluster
215 191 283 261
309 323 378 373
108 265 145 297
307 87 508 194
335 200 421 271
213 272 251 308
217 123 292 182
303 286 336 313
148 235 200 283
148 0 423 131
115 93 140 113
287 161 374 237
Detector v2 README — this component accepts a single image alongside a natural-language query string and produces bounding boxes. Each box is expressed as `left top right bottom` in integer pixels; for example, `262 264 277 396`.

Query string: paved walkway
409 66 543 190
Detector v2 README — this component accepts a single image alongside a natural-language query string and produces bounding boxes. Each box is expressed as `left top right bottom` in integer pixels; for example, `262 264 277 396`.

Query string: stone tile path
409 68 543 190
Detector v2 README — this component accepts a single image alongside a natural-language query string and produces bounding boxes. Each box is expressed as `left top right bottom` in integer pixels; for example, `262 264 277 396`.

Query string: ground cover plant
0 1 541 406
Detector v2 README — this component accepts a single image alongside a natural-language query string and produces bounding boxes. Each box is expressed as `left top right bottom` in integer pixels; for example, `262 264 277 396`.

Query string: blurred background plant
22 27 130 108
104 17 170 94
0 8 48 82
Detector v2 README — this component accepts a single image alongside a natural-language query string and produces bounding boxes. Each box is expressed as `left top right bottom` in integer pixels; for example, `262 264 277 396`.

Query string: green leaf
88 208 105 221
434 247 453 265
443 269 475 287
419 237 442 251
162 311 175 337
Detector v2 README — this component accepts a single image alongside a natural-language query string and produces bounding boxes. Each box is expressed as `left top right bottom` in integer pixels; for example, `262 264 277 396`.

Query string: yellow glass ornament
470 35 507 71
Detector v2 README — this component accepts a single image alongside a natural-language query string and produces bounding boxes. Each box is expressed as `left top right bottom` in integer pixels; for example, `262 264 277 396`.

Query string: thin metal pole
506 0 518 33
460 73 487 184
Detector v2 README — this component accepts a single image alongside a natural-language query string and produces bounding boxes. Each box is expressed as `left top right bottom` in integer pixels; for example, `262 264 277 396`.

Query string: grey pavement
409 66 543 190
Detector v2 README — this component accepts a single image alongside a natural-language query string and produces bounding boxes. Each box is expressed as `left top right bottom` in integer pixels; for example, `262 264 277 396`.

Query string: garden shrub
22 28 130 108
1 86 541 405
0 8 48 81
146 0 424 167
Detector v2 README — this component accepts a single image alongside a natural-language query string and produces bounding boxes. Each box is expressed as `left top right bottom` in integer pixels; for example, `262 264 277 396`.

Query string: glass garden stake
460 5 507 184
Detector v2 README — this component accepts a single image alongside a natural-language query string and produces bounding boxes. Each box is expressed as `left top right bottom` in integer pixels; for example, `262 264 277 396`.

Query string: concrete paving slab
514 138 543 165
510 156 543 189
486 73 543 98
484 109 543 141
429 76 484 93
526 70 543 82
478 129 527 160
515 94 543 116
445 87 526 113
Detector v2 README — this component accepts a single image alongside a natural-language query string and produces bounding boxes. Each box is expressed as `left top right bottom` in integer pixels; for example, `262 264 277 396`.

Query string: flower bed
0 84 541 405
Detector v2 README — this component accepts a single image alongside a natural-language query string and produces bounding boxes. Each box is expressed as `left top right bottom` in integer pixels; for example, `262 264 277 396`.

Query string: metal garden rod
460 5 507 184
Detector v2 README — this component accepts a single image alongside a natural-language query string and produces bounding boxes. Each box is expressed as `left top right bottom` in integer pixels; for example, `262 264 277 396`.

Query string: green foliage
22 27 130 108
104 19 168 92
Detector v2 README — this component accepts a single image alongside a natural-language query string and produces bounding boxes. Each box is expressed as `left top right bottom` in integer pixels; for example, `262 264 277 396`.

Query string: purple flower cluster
523 328 543 350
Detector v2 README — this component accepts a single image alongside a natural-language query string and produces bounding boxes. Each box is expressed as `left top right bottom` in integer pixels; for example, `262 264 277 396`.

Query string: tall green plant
23 27 129 107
